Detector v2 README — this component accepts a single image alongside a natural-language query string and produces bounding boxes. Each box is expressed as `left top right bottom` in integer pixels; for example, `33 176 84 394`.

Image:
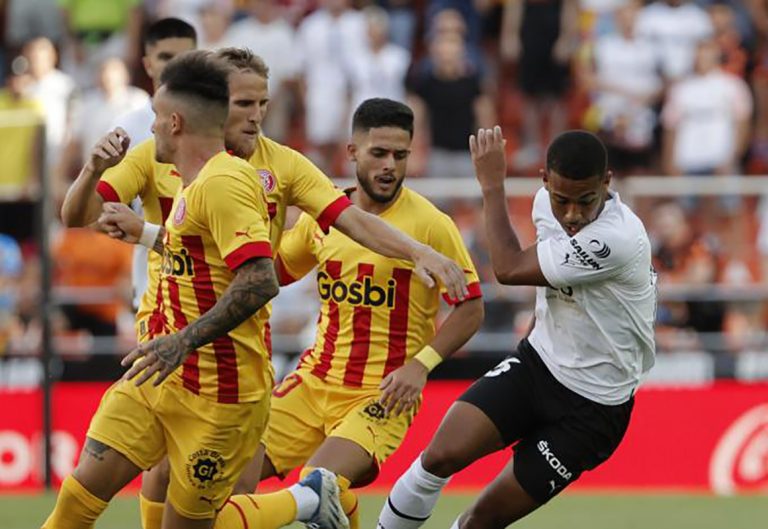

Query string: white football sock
288 482 319 521
449 517 461 529
377 454 451 529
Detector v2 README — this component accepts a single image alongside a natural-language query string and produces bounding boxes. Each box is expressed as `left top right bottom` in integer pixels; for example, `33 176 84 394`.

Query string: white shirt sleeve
537 223 639 288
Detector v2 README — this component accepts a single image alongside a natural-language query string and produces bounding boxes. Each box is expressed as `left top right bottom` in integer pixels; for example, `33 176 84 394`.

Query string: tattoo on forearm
182 257 278 350
83 438 112 462
152 227 166 255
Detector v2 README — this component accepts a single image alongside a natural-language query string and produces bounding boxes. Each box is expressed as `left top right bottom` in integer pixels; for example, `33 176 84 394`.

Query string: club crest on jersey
186 449 225 489
173 197 187 226
257 169 276 193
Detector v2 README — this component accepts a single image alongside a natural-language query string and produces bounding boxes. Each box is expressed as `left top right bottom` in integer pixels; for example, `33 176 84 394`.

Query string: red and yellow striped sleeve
199 172 272 271
275 213 319 285
287 150 352 233
428 213 482 304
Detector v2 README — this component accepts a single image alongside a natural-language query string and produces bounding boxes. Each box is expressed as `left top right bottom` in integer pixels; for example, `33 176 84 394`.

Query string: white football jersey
528 187 657 405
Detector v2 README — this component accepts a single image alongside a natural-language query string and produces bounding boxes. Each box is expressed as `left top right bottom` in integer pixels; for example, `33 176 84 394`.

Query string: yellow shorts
262 369 418 481
87 379 269 519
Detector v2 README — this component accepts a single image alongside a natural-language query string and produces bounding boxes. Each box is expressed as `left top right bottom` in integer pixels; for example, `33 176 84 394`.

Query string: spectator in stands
377 0 416 51
661 39 752 210
578 0 662 175
198 0 234 49
21 37 76 175
410 32 494 178
635 0 713 83
651 202 728 362
223 0 299 142
349 6 410 110
0 64 43 199
57 57 149 201
748 0 768 168
57 0 144 87
423 7 484 75
296 0 367 174
53 227 132 337
0 234 23 356
501 0 579 170
708 2 748 78
4 0 64 56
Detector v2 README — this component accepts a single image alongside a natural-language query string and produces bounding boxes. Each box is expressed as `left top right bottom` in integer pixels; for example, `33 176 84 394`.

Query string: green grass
3 492 766 529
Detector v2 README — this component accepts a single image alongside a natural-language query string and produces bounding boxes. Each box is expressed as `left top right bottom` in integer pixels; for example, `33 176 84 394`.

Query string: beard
356 169 403 204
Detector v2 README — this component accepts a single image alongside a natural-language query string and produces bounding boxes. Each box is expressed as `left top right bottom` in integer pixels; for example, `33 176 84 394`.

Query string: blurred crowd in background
2 0 768 383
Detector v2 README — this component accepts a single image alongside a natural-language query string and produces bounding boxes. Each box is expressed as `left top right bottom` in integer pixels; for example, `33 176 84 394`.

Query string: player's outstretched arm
380 297 484 416
471 126 548 286
333 207 469 301
61 128 130 227
121 257 279 386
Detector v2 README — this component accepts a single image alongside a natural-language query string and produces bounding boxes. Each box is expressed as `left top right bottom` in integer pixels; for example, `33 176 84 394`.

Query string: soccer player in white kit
377 128 657 529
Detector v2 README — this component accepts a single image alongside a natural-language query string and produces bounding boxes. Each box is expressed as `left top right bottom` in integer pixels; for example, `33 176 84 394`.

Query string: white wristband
139 222 161 249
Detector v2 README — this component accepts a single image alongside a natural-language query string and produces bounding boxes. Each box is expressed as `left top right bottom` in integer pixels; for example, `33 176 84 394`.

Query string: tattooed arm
121 257 279 385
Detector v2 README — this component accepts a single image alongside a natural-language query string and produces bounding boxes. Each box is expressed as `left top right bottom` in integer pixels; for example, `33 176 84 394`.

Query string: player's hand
121 334 192 387
99 202 144 243
88 127 130 174
412 245 468 302
379 360 428 416
470 126 507 193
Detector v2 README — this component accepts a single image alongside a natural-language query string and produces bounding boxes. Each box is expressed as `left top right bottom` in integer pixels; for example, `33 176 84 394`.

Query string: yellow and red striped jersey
155 151 273 403
247 135 351 250
96 139 181 339
277 187 482 389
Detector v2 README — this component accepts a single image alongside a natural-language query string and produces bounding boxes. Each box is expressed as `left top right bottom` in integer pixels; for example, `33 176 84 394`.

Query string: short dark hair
546 130 607 180
159 50 230 106
352 98 414 138
143 17 197 48
216 47 269 79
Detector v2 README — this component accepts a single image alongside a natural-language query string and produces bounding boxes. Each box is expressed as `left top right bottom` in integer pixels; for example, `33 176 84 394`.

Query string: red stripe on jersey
383 267 412 377
442 281 483 305
183 235 239 403
168 276 200 394
223 241 272 271
316 195 353 233
95 181 120 203
312 260 342 380
275 255 298 286
159 197 174 224
343 263 375 387
147 278 167 338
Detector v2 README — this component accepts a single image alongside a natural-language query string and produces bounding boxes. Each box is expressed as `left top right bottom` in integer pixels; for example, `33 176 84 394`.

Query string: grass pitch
2 492 765 529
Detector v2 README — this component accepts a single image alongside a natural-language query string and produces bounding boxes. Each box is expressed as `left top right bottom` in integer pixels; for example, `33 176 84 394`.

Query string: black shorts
458 339 633 504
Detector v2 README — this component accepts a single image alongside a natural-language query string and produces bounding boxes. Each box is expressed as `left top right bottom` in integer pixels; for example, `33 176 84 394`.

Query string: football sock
139 493 164 529
377 454 450 529
293 466 321 521
336 473 360 529
449 517 461 529
41 475 109 529
214 491 297 529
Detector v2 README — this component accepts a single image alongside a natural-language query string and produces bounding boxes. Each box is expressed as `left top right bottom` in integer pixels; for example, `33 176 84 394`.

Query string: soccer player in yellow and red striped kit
213 98 485 529
43 50 283 529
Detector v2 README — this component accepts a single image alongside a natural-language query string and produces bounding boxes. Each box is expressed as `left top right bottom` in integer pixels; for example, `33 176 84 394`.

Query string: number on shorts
272 373 303 398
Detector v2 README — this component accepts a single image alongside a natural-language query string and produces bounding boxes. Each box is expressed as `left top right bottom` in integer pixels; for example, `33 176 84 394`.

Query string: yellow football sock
139 493 164 529
41 475 109 529
336 474 360 529
214 491 297 529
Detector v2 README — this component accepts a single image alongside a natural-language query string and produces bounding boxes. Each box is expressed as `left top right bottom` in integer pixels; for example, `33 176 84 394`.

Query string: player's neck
172 136 226 186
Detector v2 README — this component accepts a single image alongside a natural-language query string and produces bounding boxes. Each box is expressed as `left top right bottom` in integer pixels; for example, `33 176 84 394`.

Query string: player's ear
604 170 612 190
346 142 357 162
541 168 549 190
170 112 183 135
142 55 152 78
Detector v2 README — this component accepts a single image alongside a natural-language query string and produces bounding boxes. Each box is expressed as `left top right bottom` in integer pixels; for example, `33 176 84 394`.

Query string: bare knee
421 444 469 479
73 438 142 501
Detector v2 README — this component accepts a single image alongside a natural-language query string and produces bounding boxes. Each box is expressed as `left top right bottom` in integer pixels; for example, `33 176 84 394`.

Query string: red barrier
1 381 767 493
